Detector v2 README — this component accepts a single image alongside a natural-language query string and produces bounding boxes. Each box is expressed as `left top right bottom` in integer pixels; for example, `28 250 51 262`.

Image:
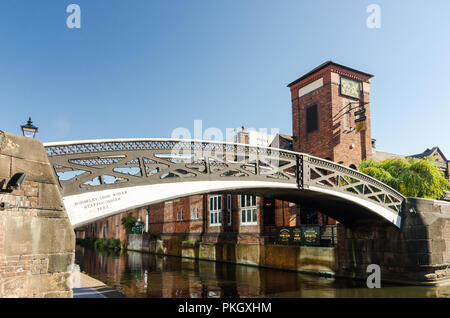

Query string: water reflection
75 245 450 298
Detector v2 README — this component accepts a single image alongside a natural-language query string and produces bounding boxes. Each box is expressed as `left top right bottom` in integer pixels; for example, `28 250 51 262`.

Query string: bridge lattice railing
44 139 404 214
302 156 404 213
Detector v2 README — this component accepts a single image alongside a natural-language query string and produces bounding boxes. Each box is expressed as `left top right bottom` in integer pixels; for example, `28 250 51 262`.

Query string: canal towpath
73 272 126 298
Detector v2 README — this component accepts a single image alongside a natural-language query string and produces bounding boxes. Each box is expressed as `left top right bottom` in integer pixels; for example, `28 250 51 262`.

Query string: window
209 196 222 226
177 209 183 221
191 207 200 220
306 104 319 134
226 194 232 226
240 195 257 225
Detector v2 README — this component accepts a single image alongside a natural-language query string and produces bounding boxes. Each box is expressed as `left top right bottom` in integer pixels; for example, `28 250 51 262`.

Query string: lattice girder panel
304 156 404 214
45 139 298 196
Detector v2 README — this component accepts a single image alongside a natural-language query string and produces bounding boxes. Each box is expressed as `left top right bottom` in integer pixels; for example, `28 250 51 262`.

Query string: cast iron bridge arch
44 139 405 228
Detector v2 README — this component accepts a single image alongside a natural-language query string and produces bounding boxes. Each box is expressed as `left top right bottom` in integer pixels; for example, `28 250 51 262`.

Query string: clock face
340 77 361 99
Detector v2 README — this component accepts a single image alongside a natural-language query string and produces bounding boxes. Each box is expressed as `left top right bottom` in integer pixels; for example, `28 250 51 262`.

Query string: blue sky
0 0 449 157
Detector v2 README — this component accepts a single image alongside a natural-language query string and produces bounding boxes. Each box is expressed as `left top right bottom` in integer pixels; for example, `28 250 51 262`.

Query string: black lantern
21 117 38 138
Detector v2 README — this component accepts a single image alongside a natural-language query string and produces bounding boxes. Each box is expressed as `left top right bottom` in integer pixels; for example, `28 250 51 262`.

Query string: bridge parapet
303 155 404 214
44 139 299 197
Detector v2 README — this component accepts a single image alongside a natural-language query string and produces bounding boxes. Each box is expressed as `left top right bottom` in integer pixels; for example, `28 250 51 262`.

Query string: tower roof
287 61 374 87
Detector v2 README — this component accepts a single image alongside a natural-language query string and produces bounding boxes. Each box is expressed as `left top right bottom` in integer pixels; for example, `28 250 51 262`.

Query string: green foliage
80 237 122 251
121 213 137 234
94 238 105 250
359 156 450 199
109 238 121 249
78 236 122 252
79 237 96 248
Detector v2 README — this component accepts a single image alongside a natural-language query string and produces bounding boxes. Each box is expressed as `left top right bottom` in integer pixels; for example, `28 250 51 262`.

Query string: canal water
75 245 450 298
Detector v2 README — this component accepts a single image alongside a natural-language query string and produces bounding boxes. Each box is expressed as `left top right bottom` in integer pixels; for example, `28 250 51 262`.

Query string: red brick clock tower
288 61 374 167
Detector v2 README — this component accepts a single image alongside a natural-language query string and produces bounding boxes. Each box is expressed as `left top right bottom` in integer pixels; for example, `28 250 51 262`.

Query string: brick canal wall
0 131 75 297
127 234 337 276
337 198 450 285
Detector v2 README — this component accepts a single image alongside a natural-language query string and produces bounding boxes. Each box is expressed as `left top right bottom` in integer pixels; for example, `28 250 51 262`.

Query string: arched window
349 164 357 170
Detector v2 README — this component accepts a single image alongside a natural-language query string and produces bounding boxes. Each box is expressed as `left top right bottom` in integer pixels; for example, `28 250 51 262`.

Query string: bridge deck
44 139 405 228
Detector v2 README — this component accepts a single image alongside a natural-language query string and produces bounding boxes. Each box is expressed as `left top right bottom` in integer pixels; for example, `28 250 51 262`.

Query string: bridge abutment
0 131 75 297
337 198 450 285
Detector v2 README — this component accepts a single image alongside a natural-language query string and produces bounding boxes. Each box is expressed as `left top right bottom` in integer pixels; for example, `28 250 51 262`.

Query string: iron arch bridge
44 139 405 228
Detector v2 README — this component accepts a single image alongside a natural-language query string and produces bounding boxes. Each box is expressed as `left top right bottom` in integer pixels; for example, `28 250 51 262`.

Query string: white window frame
209 195 222 227
226 194 232 226
240 195 257 226
191 207 200 220
177 209 183 221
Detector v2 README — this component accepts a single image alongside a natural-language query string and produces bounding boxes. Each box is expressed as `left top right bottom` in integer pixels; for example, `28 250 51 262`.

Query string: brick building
288 61 373 167
80 194 302 244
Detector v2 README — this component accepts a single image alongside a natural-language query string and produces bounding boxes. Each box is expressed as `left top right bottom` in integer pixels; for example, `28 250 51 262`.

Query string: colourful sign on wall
300 226 321 246
131 223 143 234
278 226 321 246
278 227 291 244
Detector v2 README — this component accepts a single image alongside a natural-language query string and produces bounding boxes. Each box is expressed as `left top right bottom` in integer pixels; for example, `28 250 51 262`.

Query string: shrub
121 213 137 234
90 238 122 251
79 237 96 248
78 237 122 251
109 238 121 250
359 156 450 199
94 238 105 250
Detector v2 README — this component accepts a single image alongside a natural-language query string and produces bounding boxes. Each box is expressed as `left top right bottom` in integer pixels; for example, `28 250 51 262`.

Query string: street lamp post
21 117 38 138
